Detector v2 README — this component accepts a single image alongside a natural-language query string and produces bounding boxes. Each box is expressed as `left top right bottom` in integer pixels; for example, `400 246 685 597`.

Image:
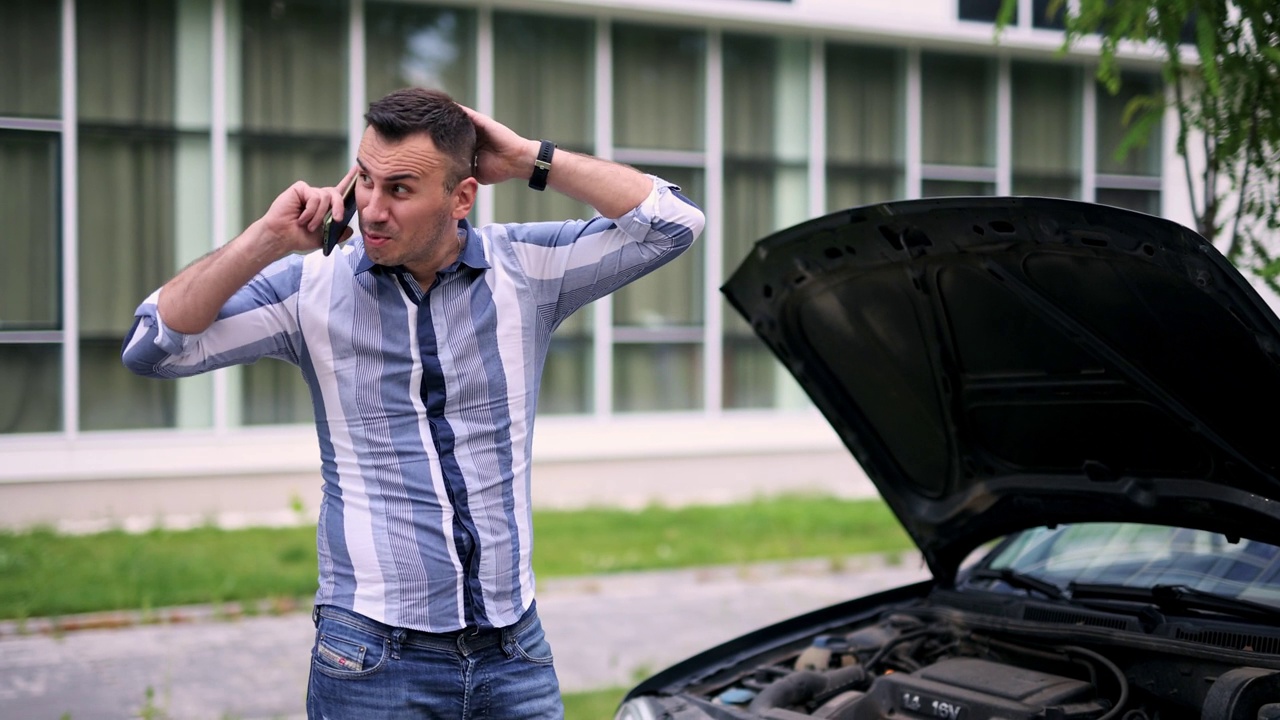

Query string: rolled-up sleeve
504 176 706 327
121 255 306 378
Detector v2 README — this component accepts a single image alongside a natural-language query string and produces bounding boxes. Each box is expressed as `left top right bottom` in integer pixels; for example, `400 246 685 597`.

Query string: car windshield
983 523 1280 611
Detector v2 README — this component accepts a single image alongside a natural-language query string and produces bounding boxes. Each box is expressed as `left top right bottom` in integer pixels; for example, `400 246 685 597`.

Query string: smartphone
321 175 358 256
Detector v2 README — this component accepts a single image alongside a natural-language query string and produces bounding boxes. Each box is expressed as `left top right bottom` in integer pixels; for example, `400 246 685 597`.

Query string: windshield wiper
967 568 1067 600
1067 583 1280 625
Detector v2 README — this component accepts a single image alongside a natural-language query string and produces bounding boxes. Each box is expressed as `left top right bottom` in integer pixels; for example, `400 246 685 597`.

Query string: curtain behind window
611 25 706 413
0 133 61 434
1 135 59 329
612 166 704 413
1097 75 1162 176
493 12 594 225
612 25 704 151
922 53 995 167
1096 74 1161 214
494 12 595 415
0 1 60 118
722 34 809 410
825 44 904 211
76 0 212 431
1012 62 1081 199
235 0 348 425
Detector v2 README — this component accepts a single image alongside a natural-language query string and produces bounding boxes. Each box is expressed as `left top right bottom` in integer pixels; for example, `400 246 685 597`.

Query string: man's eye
393 185 409 194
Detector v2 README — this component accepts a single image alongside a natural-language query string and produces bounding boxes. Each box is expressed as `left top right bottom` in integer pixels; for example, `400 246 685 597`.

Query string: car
614 196 1280 720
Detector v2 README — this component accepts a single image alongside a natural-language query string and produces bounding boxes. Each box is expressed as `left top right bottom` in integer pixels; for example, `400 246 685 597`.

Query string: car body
614 197 1280 720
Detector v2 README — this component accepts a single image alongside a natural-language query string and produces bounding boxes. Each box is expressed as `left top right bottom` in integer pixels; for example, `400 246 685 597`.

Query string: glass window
614 166 704 329
922 53 996 168
613 165 704 413
493 12 595 415
825 44 904 211
614 343 702 412
493 12 594 224
77 0 214 432
0 345 61 434
0 132 60 330
1096 188 1161 216
1012 62 1082 199
1032 0 1067 29
1097 75 1162 177
366 3 475 108
723 34 810 410
958 0 1006 24
1096 73 1161 215
613 24 705 152
0 0 61 118
232 0 349 426
0 129 61 435
610 24 706 413
922 180 996 198
539 309 592 416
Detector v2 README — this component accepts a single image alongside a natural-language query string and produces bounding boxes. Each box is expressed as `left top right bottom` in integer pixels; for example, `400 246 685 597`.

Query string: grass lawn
563 686 628 720
0 495 910 620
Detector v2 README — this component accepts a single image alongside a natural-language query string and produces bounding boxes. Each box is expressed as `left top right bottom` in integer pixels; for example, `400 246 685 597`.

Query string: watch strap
528 140 555 191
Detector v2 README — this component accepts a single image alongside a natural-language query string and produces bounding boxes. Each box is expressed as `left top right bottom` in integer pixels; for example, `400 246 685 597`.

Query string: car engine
663 608 1280 720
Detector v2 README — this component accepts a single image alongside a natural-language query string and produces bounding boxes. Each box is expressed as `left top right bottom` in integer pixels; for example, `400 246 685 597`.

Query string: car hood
722 197 1280 583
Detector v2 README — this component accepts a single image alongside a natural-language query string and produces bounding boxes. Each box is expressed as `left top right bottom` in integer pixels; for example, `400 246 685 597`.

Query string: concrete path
0 553 929 720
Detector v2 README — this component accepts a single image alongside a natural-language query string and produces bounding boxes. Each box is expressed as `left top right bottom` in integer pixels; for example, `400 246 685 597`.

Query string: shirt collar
354 219 490 276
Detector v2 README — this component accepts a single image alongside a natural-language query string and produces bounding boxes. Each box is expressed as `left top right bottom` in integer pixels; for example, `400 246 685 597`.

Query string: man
121 87 705 718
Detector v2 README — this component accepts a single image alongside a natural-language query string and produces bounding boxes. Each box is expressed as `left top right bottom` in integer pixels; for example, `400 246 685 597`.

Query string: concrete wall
0 413 879 532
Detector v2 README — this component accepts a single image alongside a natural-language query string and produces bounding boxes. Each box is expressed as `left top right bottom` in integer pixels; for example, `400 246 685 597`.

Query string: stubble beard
362 208 459 272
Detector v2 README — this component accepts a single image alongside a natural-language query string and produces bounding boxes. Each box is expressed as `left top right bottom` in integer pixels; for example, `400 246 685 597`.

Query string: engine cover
839 658 1098 720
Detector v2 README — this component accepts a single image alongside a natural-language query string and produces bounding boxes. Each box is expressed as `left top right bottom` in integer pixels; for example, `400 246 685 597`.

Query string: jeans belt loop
311 605 320 627
391 628 405 661
499 623 517 659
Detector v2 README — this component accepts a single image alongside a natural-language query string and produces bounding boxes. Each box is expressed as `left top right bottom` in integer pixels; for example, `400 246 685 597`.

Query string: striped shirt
123 177 704 632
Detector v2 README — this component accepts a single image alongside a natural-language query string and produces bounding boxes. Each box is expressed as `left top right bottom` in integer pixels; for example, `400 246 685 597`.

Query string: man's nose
360 188 389 222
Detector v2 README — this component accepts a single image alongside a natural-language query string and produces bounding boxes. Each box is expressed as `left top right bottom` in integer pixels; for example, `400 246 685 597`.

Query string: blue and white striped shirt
123 177 704 632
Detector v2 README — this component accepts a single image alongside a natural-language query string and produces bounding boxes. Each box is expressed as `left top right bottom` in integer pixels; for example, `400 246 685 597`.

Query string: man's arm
160 167 359 334
462 107 651 220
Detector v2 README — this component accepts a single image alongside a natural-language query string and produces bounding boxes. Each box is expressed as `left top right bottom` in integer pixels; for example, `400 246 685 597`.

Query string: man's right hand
157 166 360 335
258 165 360 256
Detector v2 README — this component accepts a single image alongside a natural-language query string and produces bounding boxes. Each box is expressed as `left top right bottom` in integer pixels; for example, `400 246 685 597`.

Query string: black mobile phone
321 176 358 256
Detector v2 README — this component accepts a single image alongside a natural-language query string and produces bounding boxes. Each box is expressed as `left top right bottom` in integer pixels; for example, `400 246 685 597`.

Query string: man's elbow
120 317 174 378
665 190 706 253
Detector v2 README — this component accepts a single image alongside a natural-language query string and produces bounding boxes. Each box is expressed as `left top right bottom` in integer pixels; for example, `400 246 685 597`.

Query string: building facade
0 0 1182 528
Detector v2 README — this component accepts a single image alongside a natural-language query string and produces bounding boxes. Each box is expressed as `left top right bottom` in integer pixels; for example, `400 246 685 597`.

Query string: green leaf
1116 95 1164 163
1194 14 1221 94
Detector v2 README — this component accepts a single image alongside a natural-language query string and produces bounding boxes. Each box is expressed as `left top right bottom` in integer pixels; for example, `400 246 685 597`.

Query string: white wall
0 413 878 532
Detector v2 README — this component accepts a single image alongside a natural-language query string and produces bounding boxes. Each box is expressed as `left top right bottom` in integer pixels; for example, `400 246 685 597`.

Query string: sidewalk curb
0 595 313 639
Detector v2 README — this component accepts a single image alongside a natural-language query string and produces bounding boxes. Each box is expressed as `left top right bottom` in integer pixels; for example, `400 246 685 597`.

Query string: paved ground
0 553 929 720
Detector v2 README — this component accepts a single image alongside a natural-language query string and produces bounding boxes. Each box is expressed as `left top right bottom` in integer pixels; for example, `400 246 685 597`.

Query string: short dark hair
364 87 475 190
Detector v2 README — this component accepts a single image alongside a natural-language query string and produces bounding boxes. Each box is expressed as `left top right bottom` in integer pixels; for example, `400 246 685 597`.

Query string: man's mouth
363 229 392 248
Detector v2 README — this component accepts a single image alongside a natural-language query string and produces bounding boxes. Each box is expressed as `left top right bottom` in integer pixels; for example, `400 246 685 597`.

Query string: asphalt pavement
0 553 929 720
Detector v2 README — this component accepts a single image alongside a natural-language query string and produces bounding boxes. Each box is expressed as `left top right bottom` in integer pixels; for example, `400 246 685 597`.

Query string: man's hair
364 87 475 191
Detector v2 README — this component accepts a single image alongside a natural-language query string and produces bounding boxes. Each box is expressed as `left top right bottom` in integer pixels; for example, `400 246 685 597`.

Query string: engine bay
662 605 1280 720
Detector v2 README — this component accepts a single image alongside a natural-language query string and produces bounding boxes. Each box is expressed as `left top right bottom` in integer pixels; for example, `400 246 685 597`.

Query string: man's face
354 127 476 281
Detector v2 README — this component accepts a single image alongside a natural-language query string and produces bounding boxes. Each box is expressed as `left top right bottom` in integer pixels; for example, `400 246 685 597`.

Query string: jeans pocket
509 617 555 665
312 616 390 679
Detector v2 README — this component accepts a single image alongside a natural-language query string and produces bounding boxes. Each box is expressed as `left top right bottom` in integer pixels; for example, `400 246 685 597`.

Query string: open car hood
722 197 1280 583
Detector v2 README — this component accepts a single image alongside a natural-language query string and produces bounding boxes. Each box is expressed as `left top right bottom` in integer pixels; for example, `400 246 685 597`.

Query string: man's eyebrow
354 159 419 183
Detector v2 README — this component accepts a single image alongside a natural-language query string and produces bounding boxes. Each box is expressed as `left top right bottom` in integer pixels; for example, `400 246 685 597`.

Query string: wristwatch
528 140 555 191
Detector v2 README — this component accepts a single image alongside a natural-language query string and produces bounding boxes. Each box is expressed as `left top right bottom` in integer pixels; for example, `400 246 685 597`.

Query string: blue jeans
306 602 563 719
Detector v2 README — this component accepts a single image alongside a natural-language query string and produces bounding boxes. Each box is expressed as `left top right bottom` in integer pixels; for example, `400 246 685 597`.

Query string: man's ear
452 176 478 219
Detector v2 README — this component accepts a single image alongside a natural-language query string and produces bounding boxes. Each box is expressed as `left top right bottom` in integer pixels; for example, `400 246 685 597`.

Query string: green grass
534 495 910 575
0 495 910 620
563 687 627 720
